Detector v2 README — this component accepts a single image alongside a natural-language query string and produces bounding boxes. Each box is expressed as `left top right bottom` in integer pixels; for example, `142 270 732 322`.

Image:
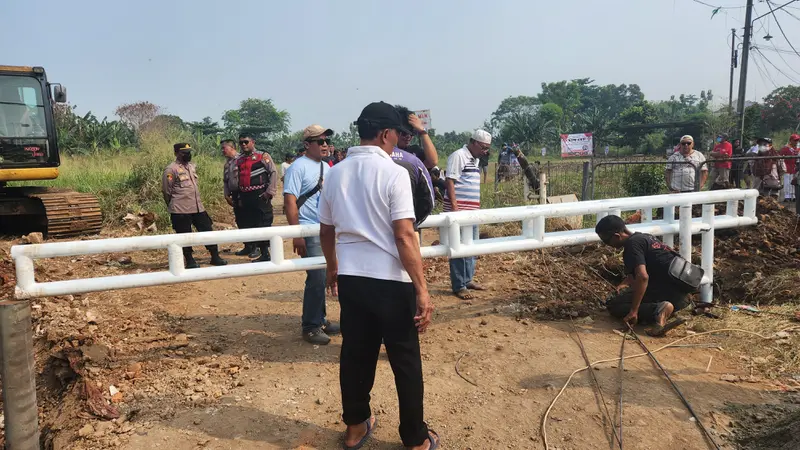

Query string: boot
235 244 253 256
247 247 261 259
252 245 271 263
184 255 199 269
209 247 227 266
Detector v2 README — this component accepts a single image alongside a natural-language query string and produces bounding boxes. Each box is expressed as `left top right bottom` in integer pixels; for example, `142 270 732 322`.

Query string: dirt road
33 244 770 450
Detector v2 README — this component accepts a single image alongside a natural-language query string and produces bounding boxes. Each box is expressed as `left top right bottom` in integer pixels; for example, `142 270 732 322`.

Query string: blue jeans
449 226 479 293
302 236 327 332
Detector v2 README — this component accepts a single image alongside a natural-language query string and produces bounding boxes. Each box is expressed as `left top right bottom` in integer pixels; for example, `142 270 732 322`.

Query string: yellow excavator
0 65 102 238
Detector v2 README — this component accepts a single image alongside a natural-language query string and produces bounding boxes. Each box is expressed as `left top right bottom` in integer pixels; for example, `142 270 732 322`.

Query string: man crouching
595 215 688 337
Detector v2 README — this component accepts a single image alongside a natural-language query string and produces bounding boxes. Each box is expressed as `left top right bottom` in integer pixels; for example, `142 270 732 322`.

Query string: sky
4 0 800 134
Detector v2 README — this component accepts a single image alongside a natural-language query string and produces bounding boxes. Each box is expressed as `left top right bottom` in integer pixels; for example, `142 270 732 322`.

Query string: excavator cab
0 66 101 238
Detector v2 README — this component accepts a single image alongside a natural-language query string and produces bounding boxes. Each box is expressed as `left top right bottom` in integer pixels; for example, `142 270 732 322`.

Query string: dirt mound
725 394 800 450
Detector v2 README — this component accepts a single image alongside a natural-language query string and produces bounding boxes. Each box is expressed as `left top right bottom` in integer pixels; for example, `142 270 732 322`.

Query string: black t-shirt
407 144 426 164
622 233 680 299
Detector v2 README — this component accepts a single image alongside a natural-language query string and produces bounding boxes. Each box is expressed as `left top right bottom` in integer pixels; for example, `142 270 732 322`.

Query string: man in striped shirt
444 130 491 299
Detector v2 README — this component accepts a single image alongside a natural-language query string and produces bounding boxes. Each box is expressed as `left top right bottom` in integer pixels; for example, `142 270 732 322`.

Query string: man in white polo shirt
319 101 439 450
445 130 491 300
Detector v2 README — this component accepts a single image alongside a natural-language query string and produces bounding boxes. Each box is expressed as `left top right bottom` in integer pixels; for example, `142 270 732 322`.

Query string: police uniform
224 152 251 254
162 143 227 268
235 148 277 262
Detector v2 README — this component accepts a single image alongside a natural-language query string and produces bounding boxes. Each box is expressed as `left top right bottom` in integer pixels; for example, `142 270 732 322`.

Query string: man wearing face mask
709 133 733 189
779 134 799 202
235 133 278 262
162 143 228 269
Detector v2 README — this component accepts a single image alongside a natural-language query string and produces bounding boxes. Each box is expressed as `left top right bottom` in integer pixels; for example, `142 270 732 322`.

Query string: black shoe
322 321 341 336
302 328 331 345
210 256 228 266
235 246 252 256
185 258 199 269
251 253 271 263
247 248 261 259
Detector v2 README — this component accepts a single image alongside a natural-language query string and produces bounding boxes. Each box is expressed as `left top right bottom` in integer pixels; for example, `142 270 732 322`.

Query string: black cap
173 143 192 152
357 101 410 134
756 137 772 144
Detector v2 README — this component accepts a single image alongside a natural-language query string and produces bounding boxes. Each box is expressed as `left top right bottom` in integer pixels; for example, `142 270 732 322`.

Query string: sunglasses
306 138 331 146
239 140 250 145
680 142 692 146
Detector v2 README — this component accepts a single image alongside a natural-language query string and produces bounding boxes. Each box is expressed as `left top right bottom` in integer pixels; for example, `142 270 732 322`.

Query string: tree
489 95 540 132
222 98 290 139
615 101 659 150
188 116 222 136
761 86 800 132
115 102 162 131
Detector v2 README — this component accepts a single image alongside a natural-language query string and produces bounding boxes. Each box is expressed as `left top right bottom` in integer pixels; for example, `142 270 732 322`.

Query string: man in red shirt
779 134 799 202
709 133 733 189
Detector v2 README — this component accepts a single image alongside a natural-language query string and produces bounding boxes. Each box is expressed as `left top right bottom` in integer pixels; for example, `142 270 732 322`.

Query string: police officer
221 139 251 256
235 133 278 262
162 143 228 269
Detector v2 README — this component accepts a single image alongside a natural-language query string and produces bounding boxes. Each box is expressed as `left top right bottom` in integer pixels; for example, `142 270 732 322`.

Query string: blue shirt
391 148 434 202
283 156 330 225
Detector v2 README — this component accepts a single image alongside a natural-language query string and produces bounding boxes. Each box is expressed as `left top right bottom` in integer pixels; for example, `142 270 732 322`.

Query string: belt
240 185 266 192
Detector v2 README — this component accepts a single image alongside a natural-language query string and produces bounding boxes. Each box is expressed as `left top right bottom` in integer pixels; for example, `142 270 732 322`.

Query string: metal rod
570 318 622 449
625 324 721 450
618 333 625 450
0 301 40 450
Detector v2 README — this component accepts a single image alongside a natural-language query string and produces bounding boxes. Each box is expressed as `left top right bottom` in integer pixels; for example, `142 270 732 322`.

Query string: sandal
454 289 474 300
646 318 687 337
466 282 487 291
421 430 440 450
343 416 376 450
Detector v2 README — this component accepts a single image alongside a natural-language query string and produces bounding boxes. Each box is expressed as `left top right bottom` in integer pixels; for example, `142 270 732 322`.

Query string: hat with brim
302 125 334 141
173 143 192 152
756 137 772 144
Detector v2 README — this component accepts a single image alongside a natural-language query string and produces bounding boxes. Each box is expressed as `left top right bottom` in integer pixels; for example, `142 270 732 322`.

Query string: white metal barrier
12 190 759 302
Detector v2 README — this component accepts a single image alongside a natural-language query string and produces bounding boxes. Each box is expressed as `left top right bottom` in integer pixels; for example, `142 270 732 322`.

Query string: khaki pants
709 168 731 189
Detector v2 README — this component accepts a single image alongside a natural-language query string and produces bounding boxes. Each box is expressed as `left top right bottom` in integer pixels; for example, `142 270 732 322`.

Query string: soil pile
725 393 800 450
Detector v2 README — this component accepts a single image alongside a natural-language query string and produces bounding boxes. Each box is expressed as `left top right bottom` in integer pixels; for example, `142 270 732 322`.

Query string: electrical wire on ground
625 323 721 450
540 328 772 450
569 317 622 450
617 333 625 450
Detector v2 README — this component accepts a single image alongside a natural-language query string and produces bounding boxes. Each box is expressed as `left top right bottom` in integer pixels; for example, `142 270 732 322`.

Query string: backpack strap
296 161 324 209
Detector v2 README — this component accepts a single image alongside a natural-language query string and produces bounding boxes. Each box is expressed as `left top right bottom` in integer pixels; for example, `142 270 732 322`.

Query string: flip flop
454 289 474 300
646 318 687 337
466 282 487 291
343 417 376 450
426 430 440 450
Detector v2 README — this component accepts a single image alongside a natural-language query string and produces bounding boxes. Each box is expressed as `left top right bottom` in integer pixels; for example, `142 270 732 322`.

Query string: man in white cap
444 130 491 300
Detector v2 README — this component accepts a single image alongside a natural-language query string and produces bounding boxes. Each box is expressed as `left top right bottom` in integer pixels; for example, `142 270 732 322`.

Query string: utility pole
736 0 755 143
729 28 737 111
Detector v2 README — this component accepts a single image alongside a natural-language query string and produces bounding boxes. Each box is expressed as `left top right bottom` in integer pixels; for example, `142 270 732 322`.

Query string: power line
766 40 800 75
751 52 781 89
753 47 800 83
764 1 800 60
691 0 744 9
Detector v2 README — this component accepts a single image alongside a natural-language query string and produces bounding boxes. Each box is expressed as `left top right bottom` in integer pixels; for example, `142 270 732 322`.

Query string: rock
316 398 324 405
78 423 95 438
575 316 594 324
82 344 111 364
94 421 115 435
480 319 488 326
126 362 142 378
23 232 44 244
109 385 120 396
86 310 100 324
720 374 739 382
775 331 791 339
117 256 133 265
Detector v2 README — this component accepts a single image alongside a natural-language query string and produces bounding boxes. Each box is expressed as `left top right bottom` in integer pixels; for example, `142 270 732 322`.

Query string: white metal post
270 236 284 264
167 244 185 276
439 227 449 247
700 204 715 305
679 204 692 260
643 208 653 222
539 173 547 204
726 200 738 217
533 215 545 241
663 205 676 247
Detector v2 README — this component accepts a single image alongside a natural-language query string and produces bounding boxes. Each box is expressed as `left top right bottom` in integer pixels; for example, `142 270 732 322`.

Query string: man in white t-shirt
280 153 295 183
445 130 491 300
665 135 708 193
319 102 439 450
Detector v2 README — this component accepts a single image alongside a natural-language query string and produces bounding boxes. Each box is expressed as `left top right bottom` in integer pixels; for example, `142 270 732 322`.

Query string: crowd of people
667 133 798 201
159 102 800 448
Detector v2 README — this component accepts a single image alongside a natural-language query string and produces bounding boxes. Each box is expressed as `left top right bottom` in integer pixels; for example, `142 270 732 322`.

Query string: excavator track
0 188 103 238
32 191 103 238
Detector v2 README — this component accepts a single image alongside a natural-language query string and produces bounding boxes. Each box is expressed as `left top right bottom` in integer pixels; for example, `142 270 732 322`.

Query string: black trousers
170 211 219 259
338 275 428 447
237 191 274 252
606 287 688 324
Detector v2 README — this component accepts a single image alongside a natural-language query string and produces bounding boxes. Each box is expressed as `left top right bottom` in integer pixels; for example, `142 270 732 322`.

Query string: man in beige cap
284 124 340 345
445 129 492 300
666 135 708 193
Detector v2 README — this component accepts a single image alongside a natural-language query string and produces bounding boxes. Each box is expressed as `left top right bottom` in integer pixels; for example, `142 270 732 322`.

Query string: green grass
11 129 233 231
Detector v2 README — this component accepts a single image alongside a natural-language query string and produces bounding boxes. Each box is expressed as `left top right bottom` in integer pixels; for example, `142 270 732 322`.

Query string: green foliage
222 98 290 139
187 116 222 136
623 164 666 197
54 104 136 154
761 86 800 132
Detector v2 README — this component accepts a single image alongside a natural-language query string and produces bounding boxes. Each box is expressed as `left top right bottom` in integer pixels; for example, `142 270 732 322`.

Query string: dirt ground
0 199 799 450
